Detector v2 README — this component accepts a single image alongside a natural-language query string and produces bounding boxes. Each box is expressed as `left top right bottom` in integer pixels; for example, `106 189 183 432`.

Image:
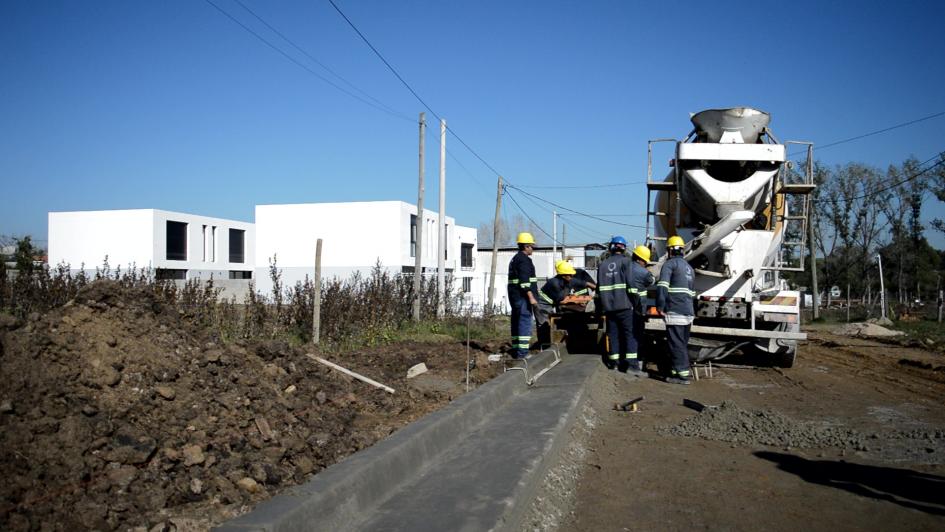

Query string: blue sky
2 0 945 248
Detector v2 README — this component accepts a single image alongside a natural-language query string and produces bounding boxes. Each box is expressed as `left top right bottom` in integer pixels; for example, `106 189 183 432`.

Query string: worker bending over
597 236 639 374
508 232 538 359
535 260 575 348
628 245 655 374
656 236 695 385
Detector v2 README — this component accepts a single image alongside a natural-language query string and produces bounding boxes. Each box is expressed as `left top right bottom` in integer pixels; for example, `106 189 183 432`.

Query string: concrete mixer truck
643 108 814 368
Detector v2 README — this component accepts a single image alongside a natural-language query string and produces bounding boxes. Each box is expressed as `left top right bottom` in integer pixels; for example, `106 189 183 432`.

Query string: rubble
834 322 905 338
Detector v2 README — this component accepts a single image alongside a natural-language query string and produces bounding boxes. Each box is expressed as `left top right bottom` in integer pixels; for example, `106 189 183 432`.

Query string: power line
326 0 506 180
231 0 407 119
203 0 412 122
503 188 558 245
515 181 646 190
846 152 945 201
789 111 945 157
506 185 647 229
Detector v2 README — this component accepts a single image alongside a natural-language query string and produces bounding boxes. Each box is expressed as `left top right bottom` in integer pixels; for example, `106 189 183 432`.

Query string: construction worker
508 232 538 359
629 245 655 373
570 267 597 296
596 236 638 373
656 235 695 385
535 260 576 347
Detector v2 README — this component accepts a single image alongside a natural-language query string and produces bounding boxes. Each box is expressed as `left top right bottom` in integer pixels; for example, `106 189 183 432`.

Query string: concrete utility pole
808 194 820 320
437 118 446 318
312 238 322 345
877 254 887 320
412 113 426 322
552 211 557 273
487 176 503 312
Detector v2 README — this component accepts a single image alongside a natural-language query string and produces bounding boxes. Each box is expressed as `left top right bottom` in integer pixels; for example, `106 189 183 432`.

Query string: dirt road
560 328 945 531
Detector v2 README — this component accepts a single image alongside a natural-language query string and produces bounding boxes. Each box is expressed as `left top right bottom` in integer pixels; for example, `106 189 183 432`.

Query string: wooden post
437 118 446 318
487 176 503 313
846 283 850 322
413 112 426 322
312 238 322 345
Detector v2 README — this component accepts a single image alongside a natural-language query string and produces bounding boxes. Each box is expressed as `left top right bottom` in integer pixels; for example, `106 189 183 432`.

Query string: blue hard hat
610 235 628 247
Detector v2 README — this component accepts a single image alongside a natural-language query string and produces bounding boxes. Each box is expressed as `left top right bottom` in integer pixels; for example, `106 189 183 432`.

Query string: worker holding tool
508 232 538 359
628 245 655 375
535 260 575 348
597 236 637 372
656 235 695 385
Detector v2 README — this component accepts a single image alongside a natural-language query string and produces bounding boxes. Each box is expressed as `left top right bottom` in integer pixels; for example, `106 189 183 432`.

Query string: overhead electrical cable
506 185 647 229
789 111 945 157
203 0 413 122
503 188 559 245
515 181 646 190
846 152 945 201
326 0 505 180
231 0 408 119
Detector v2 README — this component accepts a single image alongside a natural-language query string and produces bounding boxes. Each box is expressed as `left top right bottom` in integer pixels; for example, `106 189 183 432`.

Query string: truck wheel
775 347 796 368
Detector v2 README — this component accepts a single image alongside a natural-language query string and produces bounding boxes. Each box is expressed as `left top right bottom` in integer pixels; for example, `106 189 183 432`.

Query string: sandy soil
559 328 945 531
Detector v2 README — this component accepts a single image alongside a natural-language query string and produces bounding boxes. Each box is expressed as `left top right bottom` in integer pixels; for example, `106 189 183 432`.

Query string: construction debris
834 322 905 338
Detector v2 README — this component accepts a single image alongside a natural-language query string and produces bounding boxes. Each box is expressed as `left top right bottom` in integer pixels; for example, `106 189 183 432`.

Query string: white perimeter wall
475 247 588 312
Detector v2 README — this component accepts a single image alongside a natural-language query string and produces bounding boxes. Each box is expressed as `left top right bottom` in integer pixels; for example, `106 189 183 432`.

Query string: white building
48 209 255 281
254 201 482 308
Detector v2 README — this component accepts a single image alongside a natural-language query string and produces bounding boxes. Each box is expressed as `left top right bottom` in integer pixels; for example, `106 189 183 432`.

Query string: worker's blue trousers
605 308 636 366
666 324 691 378
510 296 533 358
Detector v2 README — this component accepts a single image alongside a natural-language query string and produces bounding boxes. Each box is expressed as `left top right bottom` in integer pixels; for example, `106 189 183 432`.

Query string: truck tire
774 346 797 368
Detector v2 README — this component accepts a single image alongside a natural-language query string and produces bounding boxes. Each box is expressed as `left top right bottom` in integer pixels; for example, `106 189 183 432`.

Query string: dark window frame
461 243 474 268
166 221 188 261
410 214 417 258
229 228 245 264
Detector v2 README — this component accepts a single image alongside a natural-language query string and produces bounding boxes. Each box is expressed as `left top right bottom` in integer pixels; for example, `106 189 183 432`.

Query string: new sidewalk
217 349 598 531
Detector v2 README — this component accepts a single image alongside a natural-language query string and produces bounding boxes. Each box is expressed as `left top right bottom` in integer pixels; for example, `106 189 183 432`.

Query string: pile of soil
834 322 904 338
661 401 866 449
0 281 503 531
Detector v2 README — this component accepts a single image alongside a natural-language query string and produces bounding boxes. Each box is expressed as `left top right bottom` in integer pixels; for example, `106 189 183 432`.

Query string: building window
410 214 417 258
229 228 245 263
445 223 449 259
229 270 252 280
461 243 473 269
166 221 188 261
156 268 187 280
462 277 472 293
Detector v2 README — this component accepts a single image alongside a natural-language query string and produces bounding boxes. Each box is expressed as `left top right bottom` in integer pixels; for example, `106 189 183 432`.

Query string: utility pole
487 176 503 312
437 118 446 318
552 210 557 273
312 238 322 345
808 194 820 320
877 254 887 320
561 224 566 260
412 113 426 322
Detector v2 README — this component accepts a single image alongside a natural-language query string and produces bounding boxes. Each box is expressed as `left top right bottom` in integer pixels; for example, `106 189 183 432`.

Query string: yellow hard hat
555 260 576 276
516 232 536 245
667 235 685 248
632 245 651 263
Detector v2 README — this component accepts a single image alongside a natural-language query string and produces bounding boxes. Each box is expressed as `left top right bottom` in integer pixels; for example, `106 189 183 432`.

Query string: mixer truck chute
643 108 814 368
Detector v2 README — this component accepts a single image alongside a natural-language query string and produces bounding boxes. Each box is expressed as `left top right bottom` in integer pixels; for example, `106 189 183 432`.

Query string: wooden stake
306 354 395 394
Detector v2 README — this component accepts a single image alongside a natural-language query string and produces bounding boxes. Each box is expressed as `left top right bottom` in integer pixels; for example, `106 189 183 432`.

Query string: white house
48 209 255 282
254 201 482 308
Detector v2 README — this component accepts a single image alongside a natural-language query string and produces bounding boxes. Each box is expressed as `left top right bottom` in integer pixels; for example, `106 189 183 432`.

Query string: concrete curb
215 349 563 532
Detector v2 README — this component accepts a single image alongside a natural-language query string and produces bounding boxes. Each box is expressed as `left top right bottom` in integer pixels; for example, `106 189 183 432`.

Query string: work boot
665 376 691 385
604 359 616 370
626 362 647 378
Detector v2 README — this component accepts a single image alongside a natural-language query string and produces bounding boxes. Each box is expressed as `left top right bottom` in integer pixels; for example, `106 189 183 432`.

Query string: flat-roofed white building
254 201 482 308
48 209 255 282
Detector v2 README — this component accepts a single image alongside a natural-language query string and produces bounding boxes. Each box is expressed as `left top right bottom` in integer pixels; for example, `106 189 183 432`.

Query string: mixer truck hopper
643 108 815 368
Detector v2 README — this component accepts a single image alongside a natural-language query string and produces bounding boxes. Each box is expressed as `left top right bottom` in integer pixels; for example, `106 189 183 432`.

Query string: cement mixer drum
691 107 770 144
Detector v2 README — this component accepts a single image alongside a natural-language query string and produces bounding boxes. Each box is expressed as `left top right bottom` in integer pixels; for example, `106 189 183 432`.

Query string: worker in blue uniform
508 232 538 359
656 235 696 384
596 236 639 373
628 245 655 375
535 260 576 347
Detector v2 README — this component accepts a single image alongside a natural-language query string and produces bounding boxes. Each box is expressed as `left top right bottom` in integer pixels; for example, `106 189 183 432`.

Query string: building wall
49 209 155 270
48 209 255 280
475 246 588 312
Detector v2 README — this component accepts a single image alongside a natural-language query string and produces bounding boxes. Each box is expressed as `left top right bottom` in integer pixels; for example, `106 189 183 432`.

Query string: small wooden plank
307 354 396 394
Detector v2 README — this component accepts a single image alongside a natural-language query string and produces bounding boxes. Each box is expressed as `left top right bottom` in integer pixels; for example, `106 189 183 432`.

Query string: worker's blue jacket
597 253 633 312
629 261 655 315
507 251 537 302
656 255 695 316
539 276 570 306
570 269 595 295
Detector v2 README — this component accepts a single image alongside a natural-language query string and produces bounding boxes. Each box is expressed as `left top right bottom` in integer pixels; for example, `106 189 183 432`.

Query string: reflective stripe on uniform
657 281 670 287
625 353 637 359
599 283 627 292
672 369 691 377
667 287 696 295
574 288 588 295
539 291 554 304
608 353 620 360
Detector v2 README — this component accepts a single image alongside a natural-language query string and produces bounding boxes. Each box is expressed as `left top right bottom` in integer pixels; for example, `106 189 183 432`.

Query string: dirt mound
661 401 866 449
0 280 501 531
834 322 904 338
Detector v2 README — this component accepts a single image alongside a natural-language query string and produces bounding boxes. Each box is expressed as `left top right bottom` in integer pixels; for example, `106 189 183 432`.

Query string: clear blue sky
3 0 945 248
